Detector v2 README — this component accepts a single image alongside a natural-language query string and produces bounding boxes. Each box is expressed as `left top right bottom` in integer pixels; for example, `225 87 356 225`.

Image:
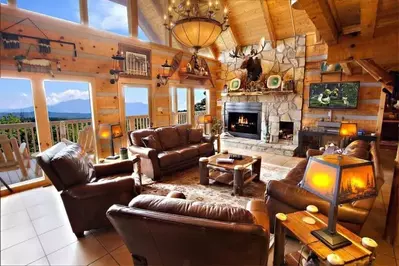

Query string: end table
101 155 142 187
274 211 375 265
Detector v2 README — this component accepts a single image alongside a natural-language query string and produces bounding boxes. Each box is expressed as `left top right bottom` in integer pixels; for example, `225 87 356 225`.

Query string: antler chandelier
164 0 229 51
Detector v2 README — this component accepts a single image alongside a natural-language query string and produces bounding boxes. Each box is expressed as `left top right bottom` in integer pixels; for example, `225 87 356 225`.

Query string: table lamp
198 114 213 134
99 123 123 160
302 154 376 250
339 122 357 148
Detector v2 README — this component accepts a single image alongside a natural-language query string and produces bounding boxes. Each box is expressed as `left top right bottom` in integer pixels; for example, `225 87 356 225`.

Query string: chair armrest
94 159 135 177
64 176 135 200
266 180 368 224
128 145 157 159
246 199 269 231
306 149 323 159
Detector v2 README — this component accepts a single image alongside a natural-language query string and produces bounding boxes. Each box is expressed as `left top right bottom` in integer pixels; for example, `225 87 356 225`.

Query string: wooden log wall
0 6 221 158
302 33 382 133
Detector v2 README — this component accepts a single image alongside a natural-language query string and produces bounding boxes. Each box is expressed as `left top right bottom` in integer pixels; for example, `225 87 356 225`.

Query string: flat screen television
309 82 360 109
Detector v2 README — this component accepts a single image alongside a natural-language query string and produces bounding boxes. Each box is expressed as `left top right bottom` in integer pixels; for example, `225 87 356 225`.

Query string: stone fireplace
225 102 262 139
223 93 302 145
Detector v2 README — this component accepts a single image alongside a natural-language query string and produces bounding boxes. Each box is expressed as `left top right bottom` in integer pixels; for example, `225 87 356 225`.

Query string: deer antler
229 45 243 59
250 39 267 58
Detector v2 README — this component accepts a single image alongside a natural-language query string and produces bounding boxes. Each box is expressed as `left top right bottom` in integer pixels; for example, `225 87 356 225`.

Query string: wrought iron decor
118 43 151 80
0 17 77 57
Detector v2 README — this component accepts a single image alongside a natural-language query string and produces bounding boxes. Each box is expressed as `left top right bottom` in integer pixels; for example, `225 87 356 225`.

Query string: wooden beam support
260 0 276 48
79 0 88 26
342 24 361 35
341 62 352 76
355 59 394 92
297 0 338 45
327 0 341 30
360 0 379 38
127 0 139 37
7 0 16 7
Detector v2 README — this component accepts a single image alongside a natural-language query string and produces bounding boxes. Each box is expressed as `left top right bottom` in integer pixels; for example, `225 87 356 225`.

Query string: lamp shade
198 115 205 124
111 124 123 138
302 154 377 205
172 18 222 50
204 115 213 124
98 124 112 140
339 123 357 137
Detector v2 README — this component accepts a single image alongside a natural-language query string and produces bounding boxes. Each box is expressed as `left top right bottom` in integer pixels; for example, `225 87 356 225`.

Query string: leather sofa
37 142 140 237
265 140 384 234
128 124 215 181
107 191 270 266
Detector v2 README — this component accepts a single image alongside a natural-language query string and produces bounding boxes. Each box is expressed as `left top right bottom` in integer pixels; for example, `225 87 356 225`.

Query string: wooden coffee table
199 151 261 196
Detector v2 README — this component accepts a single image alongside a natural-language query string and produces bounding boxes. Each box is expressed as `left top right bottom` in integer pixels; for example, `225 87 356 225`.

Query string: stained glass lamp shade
302 154 376 250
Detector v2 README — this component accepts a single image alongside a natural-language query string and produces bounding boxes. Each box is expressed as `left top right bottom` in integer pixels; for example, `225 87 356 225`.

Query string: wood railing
0 119 91 153
177 111 207 125
126 115 151 131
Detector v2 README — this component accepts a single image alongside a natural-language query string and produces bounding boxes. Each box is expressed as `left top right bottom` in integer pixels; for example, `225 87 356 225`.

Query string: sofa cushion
155 127 180 150
142 135 163 152
343 140 370 160
191 142 213 156
158 151 182 168
188 128 203 144
173 124 191 146
50 144 95 188
172 146 199 160
129 194 255 224
130 129 156 147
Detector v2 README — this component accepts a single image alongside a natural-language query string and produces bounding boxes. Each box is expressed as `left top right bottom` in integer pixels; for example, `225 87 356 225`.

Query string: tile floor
0 148 398 266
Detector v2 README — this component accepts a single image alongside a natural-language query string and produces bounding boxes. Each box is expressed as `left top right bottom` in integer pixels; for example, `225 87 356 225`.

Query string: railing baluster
31 127 37 153
24 127 31 153
55 125 59 143
17 128 21 145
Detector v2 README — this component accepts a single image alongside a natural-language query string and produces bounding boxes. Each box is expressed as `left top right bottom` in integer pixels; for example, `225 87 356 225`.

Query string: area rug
141 162 292 209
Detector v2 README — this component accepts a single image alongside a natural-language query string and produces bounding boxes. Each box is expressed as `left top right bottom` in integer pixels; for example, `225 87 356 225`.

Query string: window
124 86 150 131
88 0 129 36
194 88 209 119
44 80 92 143
177 88 188 124
138 27 150 42
17 0 80 23
1 0 7 4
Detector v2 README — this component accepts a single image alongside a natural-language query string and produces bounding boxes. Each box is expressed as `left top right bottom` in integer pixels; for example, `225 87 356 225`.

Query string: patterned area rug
141 162 291 208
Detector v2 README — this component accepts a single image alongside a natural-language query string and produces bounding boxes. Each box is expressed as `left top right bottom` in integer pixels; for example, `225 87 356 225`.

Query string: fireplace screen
228 112 258 134
279 121 294 140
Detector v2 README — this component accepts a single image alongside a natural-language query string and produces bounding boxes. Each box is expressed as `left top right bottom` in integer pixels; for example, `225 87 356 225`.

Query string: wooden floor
0 159 41 187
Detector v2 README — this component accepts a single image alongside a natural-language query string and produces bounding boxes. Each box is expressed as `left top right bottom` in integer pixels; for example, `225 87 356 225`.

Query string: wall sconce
110 51 125 84
156 60 172 87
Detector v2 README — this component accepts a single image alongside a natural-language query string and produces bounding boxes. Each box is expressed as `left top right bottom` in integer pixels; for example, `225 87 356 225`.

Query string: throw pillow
142 135 163 152
188 128 203 144
50 144 95 188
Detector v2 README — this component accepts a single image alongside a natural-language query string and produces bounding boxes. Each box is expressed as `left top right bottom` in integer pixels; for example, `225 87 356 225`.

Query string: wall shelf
221 91 295 97
179 72 211 84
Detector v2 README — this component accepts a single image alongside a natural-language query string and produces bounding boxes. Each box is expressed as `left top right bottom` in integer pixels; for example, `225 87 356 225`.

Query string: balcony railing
177 111 207 125
0 119 91 154
126 115 151 132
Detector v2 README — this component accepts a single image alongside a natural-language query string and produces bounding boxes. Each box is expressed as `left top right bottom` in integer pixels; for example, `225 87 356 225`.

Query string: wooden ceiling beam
327 0 341 30
355 59 394 92
297 0 338 45
360 0 379 38
127 0 139 37
260 0 276 48
220 0 241 46
342 24 361 35
79 0 88 25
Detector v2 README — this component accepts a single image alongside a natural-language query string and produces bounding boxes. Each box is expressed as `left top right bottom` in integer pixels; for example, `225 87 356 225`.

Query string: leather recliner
128 124 215 181
36 142 140 237
107 192 270 266
265 140 384 234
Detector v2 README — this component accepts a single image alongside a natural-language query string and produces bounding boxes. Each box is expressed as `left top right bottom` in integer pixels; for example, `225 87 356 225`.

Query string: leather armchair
265 140 384 234
107 192 270 266
37 142 140 237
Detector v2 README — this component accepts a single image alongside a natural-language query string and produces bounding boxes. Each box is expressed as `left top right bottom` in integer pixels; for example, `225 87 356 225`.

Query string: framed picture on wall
118 43 151 80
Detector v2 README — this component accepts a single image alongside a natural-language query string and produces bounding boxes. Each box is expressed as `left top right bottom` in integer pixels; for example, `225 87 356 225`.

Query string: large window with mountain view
0 78 41 188
44 81 92 144
17 0 80 23
124 86 150 131
194 88 209 126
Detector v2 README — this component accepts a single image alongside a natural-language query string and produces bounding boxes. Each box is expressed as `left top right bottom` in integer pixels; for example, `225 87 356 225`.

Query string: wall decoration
267 75 282 89
110 51 125 84
179 54 214 86
156 52 183 87
321 61 342 73
229 78 241 91
118 44 151 80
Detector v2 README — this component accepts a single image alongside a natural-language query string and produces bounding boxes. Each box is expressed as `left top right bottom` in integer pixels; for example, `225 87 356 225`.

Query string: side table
274 211 374 265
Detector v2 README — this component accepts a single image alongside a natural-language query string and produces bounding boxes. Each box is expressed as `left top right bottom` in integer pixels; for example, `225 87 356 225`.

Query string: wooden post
233 165 244 196
199 157 209 185
252 155 261 182
7 0 16 8
59 121 67 140
79 0 88 25
273 214 286 266
127 0 139 37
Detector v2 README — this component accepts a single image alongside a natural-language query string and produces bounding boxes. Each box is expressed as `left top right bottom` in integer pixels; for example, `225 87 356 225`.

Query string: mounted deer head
229 37 267 82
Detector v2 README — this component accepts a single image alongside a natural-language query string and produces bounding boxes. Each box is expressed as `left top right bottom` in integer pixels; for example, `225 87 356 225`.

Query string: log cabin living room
0 0 398 265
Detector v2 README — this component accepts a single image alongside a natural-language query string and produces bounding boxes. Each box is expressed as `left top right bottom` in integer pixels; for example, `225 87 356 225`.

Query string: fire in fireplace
279 121 294 141
225 102 262 139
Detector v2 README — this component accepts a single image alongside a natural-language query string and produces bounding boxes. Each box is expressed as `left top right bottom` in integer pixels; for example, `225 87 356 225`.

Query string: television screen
309 82 360 109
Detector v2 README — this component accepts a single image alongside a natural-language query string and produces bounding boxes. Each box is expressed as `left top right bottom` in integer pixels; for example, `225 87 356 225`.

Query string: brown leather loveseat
128 124 215 180
265 140 384 234
107 192 270 266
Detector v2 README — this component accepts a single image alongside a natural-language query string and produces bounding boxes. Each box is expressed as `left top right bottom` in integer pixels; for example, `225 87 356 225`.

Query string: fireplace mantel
221 91 295 97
